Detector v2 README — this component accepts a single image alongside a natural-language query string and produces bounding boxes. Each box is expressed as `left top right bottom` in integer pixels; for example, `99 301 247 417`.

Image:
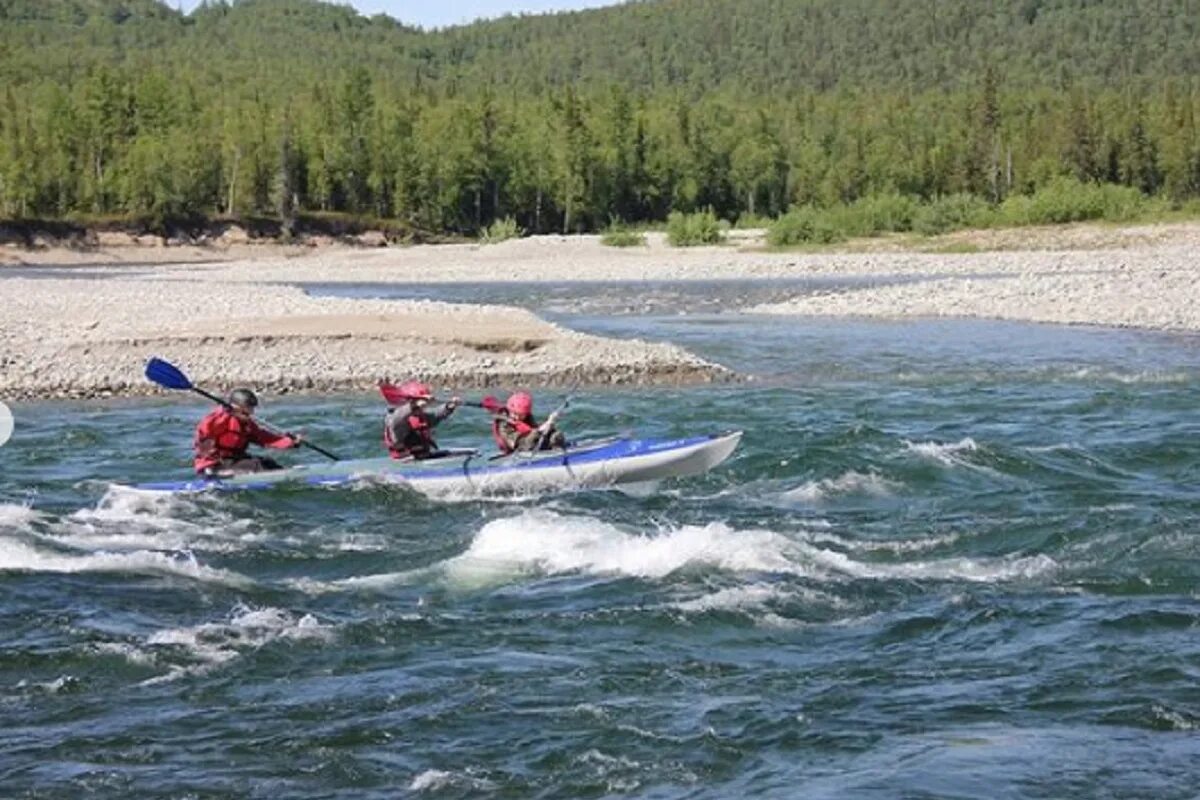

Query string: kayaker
492 391 566 454
383 380 461 459
193 388 302 475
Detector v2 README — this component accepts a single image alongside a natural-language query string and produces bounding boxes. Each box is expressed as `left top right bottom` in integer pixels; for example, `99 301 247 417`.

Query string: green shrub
913 194 994 235
1177 198 1200 216
600 220 646 247
666 208 724 246
1097 183 1150 221
851 192 920 234
999 177 1146 225
479 215 522 243
767 206 846 246
734 212 772 229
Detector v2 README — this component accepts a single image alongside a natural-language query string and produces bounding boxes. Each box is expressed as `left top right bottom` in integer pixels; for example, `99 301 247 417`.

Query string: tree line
1 0 1199 234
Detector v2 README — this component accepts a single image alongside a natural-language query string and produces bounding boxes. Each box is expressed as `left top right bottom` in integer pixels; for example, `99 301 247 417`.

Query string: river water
2 278 1199 798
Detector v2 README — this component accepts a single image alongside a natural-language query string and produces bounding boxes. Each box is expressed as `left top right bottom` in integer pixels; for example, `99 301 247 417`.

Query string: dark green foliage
666 208 723 246
479 215 522 243
767 207 846 246
999 178 1149 225
1 0 1199 235
600 220 646 247
912 195 996 235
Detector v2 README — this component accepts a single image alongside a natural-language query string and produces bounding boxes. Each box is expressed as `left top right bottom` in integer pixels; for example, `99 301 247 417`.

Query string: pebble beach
2 222 1198 401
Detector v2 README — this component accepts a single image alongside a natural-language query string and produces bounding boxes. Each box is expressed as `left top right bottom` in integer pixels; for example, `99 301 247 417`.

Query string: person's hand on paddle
446 396 462 411
286 433 304 448
480 395 503 414
539 411 561 433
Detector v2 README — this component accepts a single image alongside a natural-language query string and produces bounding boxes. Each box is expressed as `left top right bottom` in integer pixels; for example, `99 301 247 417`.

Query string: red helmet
398 380 434 400
506 391 533 417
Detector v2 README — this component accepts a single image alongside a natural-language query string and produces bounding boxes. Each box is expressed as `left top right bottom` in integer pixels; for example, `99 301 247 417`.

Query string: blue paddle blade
144 357 193 391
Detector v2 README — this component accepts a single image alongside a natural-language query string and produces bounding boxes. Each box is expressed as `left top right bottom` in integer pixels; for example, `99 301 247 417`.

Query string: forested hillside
1 0 1199 235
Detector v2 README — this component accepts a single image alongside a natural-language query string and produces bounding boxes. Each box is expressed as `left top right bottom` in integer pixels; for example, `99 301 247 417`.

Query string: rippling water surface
3 280 1200 798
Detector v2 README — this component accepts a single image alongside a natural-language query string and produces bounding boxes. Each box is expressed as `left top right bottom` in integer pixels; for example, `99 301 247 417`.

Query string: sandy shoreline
3 222 1199 401
0 275 724 401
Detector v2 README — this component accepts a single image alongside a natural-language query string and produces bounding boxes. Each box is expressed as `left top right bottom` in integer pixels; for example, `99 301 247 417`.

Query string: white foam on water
0 537 254 588
673 583 788 613
0 503 40 531
409 769 496 793
783 470 900 504
813 530 963 555
15 675 80 694
326 510 1058 594
1151 704 1197 731
1086 503 1137 513
90 641 159 668
805 545 1057 583
1025 442 1078 454
143 605 332 682
330 533 391 552
613 480 662 499
440 510 802 588
1063 366 1193 385
669 583 823 629
904 437 980 466
52 485 257 554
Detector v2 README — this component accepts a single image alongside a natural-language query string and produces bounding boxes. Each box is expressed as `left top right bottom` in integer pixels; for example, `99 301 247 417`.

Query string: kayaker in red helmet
382 379 461 459
193 388 303 475
491 390 566 454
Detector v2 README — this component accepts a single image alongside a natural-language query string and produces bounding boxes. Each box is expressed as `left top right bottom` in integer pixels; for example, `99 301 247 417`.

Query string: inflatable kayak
132 432 742 496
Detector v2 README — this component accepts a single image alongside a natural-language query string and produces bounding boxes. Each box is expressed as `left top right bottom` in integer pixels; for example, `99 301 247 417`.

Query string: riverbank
3 220 1198 400
0 274 724 401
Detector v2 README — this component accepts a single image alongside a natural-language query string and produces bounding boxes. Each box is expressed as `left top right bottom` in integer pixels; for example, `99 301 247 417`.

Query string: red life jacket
492 416 536 454
384 406 437 459
194 408 289 472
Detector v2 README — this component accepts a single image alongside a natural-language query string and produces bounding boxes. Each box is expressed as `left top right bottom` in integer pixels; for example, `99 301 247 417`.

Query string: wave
814 530 964 555
143 605 332 683
441 511 799 586
14 674 81 695
668 583 847 628
410 769 496 793
903 437 979 466
0 502 40 530
13 487 372 558
782 470 900 504
398 510 1060 591
1059 366 1195 385
672 583 788 613
52 486 256 553
0 536 254 588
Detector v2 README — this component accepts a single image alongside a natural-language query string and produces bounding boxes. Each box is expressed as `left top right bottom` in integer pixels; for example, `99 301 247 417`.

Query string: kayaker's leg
539 430 567 450
212 456 284 475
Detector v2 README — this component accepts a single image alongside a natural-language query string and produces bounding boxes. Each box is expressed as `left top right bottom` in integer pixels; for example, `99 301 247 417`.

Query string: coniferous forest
1 0 1199 236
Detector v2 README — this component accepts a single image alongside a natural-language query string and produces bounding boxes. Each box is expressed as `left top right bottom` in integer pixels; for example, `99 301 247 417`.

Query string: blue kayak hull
132 432 742 495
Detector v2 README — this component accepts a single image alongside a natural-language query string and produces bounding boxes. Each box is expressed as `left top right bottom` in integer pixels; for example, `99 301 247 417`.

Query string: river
2 279 1199 797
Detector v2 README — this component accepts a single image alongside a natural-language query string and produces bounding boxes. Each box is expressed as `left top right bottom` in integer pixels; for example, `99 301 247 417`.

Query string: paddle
378 382 502 414
534 379 581 451
144 357 340 461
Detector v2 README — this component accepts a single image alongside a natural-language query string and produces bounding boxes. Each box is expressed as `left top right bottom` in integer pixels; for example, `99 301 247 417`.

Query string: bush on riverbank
766 180 1179 246
912 194 995 235
766 207 846 246
666 209 724 246
768 193 924 245
600 220 647 247
479 216 523 244
997 178 1150 225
